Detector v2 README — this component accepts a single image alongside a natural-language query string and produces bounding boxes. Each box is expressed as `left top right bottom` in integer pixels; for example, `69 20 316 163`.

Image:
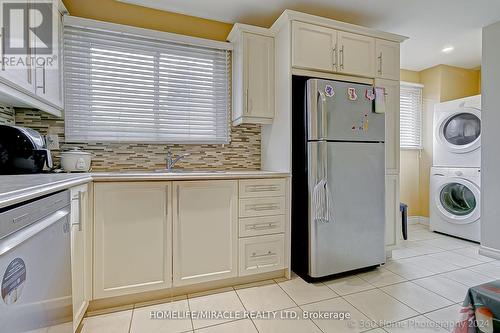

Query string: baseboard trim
420 217 430 226
407 216 420 225
408 216 429 226
479 245 500 260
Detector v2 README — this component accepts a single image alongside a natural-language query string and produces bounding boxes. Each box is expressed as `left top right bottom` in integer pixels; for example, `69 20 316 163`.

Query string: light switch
45 134 60 150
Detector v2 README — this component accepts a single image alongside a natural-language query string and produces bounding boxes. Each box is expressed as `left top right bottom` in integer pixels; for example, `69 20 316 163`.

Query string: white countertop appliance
433 95 481 167
61 148 92 172
0 190 73 332
291 78 386 280
0 125 53 174
430 166 480 242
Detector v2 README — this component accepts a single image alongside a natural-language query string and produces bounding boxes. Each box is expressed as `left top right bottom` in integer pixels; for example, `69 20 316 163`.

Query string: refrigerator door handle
317 90 327 139
312 142 334 224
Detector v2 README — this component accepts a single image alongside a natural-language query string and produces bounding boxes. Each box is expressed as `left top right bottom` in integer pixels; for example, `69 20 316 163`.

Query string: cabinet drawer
239 234 284 276
239 215 285 237
239 179 285 198
239 197 286 217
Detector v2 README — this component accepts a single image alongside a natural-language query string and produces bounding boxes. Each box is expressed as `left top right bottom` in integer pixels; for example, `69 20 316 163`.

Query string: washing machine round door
437 109 481 154
435 178 480 224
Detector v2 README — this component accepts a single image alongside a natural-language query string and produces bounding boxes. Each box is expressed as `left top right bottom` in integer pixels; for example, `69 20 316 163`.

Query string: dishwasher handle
0 206 70 256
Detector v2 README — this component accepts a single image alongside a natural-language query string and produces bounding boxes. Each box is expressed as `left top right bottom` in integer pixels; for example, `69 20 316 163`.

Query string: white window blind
400 82 423 149
64 20 231 143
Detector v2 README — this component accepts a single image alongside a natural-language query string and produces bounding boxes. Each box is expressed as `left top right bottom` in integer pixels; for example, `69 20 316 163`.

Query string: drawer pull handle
12 213 29 224
249 223 276 230
251 251 276 258
72 191 84 231
249 204 279 211
247 185 278 192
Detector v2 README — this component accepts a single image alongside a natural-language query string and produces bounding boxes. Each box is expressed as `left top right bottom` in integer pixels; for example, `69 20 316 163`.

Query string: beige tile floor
81 224 500 333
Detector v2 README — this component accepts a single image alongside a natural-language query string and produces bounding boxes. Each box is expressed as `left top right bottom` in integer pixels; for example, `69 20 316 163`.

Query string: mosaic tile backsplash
7 109 261 172
0 105 15 125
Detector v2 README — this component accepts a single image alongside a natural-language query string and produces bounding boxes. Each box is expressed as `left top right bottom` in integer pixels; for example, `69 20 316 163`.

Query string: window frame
63 16 233 145
400 81 424 150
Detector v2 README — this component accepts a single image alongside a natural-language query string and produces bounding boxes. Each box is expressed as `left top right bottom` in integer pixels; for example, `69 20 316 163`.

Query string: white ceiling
118 0 500 71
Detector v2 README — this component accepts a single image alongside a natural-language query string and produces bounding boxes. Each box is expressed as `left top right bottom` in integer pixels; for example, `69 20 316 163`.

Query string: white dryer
430 166 480 242
433 95 481 167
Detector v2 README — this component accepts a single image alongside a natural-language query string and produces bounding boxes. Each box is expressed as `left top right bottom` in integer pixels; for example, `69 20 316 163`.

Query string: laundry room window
400 82 423 149
63 17 231 144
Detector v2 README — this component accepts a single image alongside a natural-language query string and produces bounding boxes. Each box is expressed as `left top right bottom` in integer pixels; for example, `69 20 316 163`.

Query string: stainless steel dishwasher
0 190 73 333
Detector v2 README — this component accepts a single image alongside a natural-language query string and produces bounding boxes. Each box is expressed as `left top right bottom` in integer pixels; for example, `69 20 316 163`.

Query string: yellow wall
400 69 421 83
418 66 442 217
399 69 421 216
400 65 481 217
62 0 233 41
440 65 481 102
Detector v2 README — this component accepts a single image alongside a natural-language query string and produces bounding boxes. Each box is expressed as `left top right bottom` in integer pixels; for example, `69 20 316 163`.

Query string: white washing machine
430 166 480 242
433 95 481 167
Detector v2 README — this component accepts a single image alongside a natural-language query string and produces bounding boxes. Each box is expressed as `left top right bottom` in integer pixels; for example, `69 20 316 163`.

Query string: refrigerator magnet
365 88 375 101
324 85 335 97
347 87 358 101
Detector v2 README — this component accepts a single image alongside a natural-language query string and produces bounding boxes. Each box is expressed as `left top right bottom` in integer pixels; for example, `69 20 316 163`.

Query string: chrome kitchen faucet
166 149 190 171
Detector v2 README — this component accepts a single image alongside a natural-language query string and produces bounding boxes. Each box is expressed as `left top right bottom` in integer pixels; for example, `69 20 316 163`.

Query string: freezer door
308 141 385 277
307 79 385 142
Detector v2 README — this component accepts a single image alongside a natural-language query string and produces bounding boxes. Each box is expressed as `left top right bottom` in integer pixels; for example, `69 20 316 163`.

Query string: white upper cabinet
34 2 63 109
292 21 337 72
337 31 376 77
0 3 34 94
376 39 400 80
290 20 402 80
0 0 64 116
173 180 238 286
229 25 275 125
93 182 172 299
244 33 274 121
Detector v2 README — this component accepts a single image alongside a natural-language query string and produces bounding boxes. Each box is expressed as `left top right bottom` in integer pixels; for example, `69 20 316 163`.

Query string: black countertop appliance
0 125 53 174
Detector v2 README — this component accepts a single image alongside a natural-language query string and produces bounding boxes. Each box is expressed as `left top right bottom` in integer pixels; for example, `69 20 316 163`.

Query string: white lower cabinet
173 180 238 286
385 174 401 248
70 184 89 332
93 182 172 299
239 234 285 276
90 177 288 302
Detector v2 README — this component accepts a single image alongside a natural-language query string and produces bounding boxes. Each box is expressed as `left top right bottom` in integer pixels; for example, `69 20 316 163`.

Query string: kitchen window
64 17 231 144
400 82 423 149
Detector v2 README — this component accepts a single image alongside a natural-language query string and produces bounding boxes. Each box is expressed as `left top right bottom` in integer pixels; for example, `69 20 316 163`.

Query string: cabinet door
244 33 274 120
34 4 63 109
173 180 238 286
292 21 337 72
376 40 400 80
385 174 400 248
338 31 375 77
70 184 88 332
376 78 400 173
94 182 172 299
0 3 35 94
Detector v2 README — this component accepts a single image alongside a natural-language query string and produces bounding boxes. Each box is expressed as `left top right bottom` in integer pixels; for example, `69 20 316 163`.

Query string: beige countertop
91 170 290 181
0 173 92 209
0 170 290 209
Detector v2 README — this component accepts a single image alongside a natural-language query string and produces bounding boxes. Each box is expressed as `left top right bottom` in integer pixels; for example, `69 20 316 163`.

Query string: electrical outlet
45 134 60 150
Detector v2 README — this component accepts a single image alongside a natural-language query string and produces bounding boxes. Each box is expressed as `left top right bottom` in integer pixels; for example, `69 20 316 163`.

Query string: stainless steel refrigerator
291 77 386 280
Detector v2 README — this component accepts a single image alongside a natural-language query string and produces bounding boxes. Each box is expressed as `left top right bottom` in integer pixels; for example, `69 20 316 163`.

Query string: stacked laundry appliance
430 95 481 242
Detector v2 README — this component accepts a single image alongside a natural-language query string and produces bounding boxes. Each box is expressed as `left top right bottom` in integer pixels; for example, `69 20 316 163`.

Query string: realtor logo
1 0 57 68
